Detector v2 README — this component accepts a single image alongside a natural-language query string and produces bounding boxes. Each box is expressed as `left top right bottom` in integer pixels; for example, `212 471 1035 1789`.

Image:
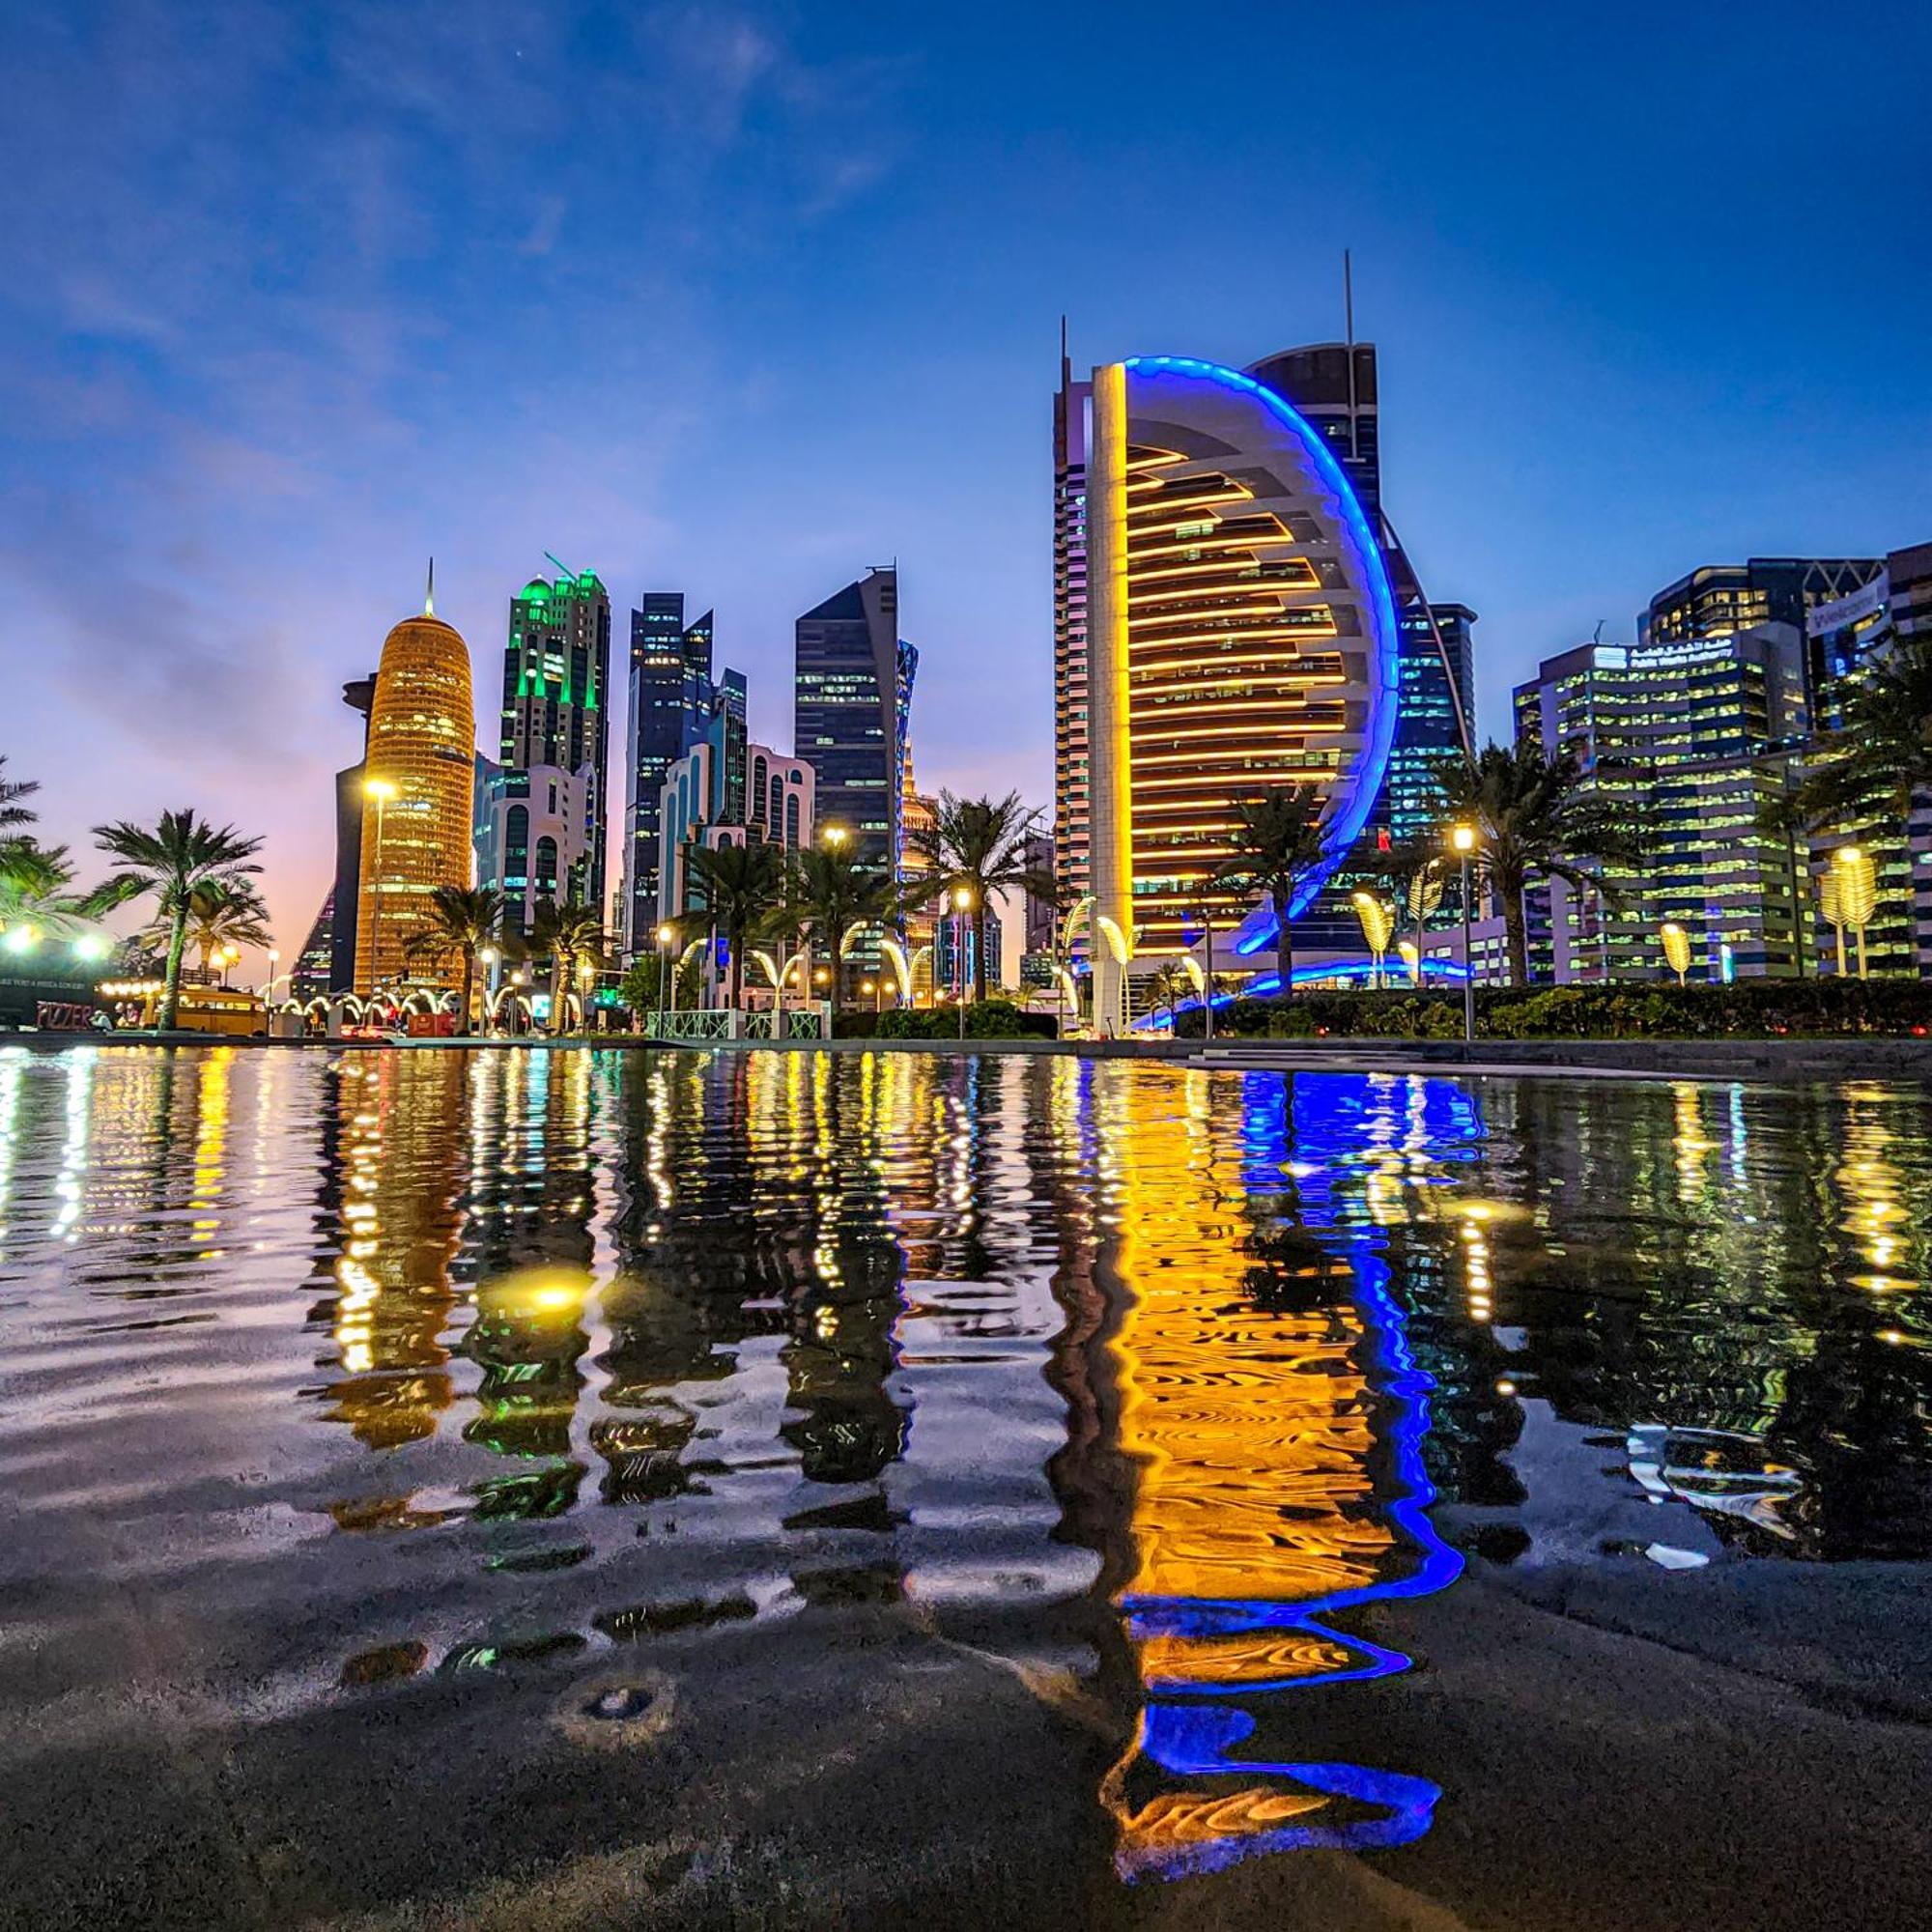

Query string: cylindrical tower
355 605 475 995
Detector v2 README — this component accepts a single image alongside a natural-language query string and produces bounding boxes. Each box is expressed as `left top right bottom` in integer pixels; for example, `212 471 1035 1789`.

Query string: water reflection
0 1045 1927 1909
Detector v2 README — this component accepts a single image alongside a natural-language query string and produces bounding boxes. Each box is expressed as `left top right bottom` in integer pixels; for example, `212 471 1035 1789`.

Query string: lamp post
479 944 499 1033
265 947 278 1008
1452 824 1478 1043
362 777 396 998
952 885 976 1039
656 923 675 1026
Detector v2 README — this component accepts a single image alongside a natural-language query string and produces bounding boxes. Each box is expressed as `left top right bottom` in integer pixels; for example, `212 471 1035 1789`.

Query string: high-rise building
794 566 916 878
1512 627 1811 979
1246 344 1474 907
1801 541 1932 976
291 672 379 997
500 568 611 917
474 759 600 934
1054 339 1466 969
1641 556 1882 704
1076 355 1401 1024
621 594 743 955
659 737 814 923
1053 351 1093 919
355 596 475 994
1022 829 1056 953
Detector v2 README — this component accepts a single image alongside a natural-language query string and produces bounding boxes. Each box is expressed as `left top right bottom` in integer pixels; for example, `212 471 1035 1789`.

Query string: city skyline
5 2 1929 959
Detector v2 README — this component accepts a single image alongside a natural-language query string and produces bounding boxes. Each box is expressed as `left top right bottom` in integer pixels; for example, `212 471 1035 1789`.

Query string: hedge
833 1000 1057 1040
1174 979 1932 1040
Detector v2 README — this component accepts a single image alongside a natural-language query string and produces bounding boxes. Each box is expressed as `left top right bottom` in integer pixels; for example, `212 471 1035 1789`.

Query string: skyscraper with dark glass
500 567 611 917
619 593 744 956
794 566 916 878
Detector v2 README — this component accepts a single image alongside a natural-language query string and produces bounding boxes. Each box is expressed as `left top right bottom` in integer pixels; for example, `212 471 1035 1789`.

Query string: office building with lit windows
1075 355 1401 1024
658 738 814 923
355 596 476 994
1801 541 1932 975
500 568 611 919
794 566 916 878
474 759 600 934
1641 556 1881 706
1512 627 1812 979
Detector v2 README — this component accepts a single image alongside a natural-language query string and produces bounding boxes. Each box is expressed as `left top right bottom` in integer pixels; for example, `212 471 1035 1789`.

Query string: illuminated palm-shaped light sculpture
1405 863 1444 984
1095 914 1133 1036
1660 920 1691 986
1351 891 1397 988
1832 845 1879 979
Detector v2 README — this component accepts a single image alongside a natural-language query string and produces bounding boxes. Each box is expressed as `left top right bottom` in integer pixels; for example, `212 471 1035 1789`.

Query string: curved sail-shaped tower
1084 356 1400 1025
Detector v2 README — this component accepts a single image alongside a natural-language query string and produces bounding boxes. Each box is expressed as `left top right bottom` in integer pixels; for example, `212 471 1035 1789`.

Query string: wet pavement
0 1044 1926 1929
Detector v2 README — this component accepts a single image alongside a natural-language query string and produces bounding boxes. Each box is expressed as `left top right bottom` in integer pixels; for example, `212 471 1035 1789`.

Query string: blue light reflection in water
1113 1071 1479 1880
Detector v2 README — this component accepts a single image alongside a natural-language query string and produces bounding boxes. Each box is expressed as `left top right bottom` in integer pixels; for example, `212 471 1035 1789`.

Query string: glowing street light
951 884 978 1038
1450 823 1479 1042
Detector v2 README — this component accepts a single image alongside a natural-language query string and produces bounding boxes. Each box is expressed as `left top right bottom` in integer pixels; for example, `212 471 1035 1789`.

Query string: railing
640 1005 831 1043
640 1009 732 1041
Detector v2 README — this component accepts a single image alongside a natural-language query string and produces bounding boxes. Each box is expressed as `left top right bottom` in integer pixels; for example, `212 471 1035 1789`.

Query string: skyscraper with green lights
499 567 612 922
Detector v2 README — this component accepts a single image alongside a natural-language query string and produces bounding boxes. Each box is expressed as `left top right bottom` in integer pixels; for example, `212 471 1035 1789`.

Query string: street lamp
656 923 675 1024
362 777 397 997
218 944 240 988
1451 824 1479 1044
952 885 977 1039
821 825 849 851
265 946 279 1007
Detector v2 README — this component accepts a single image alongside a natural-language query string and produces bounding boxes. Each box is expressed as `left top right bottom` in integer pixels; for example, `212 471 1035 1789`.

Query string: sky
4 0 1930 963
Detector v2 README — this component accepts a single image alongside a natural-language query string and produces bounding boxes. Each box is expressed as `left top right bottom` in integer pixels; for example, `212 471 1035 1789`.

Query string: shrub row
833 1000 1057 1040
1175 979 1932 1040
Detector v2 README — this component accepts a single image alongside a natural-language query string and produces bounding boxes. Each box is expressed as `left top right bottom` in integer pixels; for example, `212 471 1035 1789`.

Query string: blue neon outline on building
1117 356 1403 957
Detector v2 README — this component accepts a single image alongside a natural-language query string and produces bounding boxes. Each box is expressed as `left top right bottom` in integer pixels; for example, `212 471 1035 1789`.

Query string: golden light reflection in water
325 1056 463 1451
1089 1069 1439 1875
1836 1082 1917 1296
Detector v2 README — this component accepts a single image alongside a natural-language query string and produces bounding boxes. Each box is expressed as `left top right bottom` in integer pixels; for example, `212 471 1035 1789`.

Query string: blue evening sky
4 0 1929 948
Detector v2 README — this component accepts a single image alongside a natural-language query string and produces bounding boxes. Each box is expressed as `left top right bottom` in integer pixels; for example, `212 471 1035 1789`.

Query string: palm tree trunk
459 952 474 1036
1502 890 1528 987
1277 922 1294 1001
974 902 989 1004
162 908 189 1030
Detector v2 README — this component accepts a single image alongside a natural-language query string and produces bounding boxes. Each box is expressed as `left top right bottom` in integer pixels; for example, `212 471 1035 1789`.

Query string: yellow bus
99 980 269 1037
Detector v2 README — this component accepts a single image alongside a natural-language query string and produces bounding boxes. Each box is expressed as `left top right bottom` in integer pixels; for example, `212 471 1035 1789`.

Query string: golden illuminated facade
1082 357 1400 1021
355 599 476 994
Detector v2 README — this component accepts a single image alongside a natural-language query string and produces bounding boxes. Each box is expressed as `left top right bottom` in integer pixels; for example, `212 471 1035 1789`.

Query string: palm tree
684 840 785 1007
144 877 271 987
402 885 505 1034
907 790 1042 1003
1212 783 1330 1000
526 896 604 1034
0 841 92 940
790 845 902 1008
0 757 39 837
1147 961 1190 1034
92 809 264 1028
1432 740 1640 986
1789 635 1932 843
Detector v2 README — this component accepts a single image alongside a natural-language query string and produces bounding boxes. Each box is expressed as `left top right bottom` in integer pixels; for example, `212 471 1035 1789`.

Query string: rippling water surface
1 1044 1928 1930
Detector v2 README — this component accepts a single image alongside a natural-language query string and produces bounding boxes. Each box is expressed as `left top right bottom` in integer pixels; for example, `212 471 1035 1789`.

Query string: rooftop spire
424 555 436 616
